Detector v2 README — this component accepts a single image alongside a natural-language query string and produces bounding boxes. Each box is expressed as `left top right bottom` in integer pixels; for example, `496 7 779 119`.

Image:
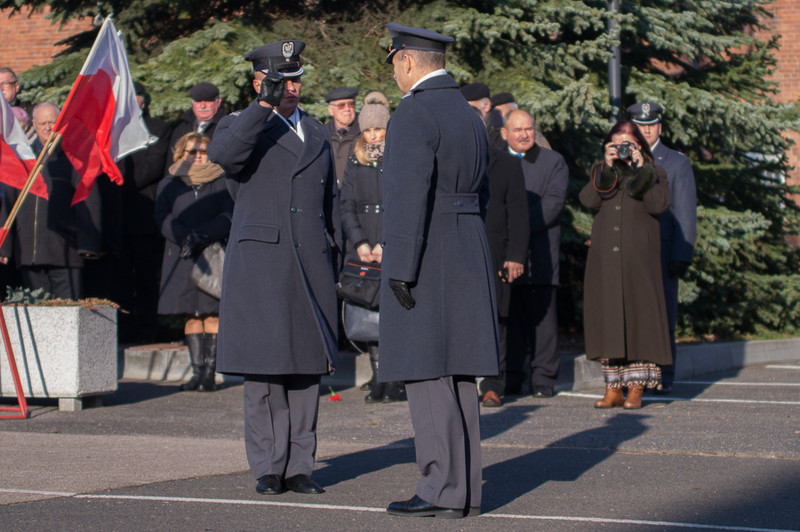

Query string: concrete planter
0 305 118 411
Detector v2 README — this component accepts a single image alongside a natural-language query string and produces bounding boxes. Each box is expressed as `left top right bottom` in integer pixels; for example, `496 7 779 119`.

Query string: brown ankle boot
594 386 624 408
623 385 644 409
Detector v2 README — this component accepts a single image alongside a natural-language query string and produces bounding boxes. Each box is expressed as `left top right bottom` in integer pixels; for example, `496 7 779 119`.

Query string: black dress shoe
532 385 554 398
255 474 284 495
654 384 672 395
386 495 464 518
284 474 324 494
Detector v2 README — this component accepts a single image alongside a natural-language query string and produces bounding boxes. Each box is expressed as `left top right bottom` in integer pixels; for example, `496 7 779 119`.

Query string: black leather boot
365 347 385 402
360 344 379 391
382 381 404 402
200 333 218 392
179 333 205 391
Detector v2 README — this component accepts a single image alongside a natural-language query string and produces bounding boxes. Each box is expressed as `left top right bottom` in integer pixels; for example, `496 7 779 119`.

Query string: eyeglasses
331 101 355 110
187 148 207 155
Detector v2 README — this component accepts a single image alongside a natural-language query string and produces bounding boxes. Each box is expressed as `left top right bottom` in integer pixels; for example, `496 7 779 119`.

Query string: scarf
169 159 225 187
365 140 385 164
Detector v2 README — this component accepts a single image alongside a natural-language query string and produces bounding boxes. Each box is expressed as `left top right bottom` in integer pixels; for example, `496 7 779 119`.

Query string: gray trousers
243 374 321 480
406 376 482 510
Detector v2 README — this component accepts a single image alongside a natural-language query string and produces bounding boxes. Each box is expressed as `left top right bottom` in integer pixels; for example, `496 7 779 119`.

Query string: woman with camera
155 132 233 392
579 120 671 409
339 92 404 403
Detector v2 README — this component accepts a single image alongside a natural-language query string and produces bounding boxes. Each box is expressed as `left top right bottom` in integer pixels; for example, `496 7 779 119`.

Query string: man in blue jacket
629 102 697 394
379 23 500 519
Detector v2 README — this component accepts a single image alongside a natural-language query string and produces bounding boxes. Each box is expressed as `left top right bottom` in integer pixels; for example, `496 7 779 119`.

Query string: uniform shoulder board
230 111 241 117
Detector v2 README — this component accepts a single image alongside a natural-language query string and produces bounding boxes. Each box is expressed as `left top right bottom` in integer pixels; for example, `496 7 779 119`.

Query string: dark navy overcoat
378 73 500 382
207 102 339 376
653 141 697 329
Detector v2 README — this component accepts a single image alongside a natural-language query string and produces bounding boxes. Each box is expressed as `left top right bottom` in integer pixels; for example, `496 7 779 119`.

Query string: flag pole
0 131 62 240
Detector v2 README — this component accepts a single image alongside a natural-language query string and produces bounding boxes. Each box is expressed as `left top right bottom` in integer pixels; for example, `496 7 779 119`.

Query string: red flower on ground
328 386 341 402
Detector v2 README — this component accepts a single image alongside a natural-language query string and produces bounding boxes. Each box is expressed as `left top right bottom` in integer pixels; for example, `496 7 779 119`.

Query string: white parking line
559 392 800 405
3 490 793 532
766 365 800 370
677 381 800 387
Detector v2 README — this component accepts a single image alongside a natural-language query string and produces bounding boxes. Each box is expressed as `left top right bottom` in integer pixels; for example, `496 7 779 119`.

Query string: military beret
627 102 663 125
325 87 358 103
460 82 490 102
385 23 454 64
490 92 515 107
245 40 305 77
190 82 219 101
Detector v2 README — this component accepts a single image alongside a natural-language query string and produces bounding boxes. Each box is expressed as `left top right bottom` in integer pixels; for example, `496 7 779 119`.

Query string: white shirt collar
650 138 661 152
507 146 525 158
275 107 304 141
404 69 448 97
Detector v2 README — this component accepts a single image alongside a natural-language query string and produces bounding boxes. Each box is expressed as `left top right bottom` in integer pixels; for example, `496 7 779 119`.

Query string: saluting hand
258 57 285 107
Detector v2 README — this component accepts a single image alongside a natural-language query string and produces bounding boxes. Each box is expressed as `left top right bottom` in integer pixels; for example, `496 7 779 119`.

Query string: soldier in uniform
628 102 697 394
379 23 500 519
207 40 339 496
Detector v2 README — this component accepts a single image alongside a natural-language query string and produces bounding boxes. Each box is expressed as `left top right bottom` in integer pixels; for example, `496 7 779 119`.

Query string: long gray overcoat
579 163 672 365
653 141 697 330
207 102 339 376
378 73 500 382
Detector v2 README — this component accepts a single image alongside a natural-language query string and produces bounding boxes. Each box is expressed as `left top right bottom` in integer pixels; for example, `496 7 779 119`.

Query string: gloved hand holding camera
257 57 285 107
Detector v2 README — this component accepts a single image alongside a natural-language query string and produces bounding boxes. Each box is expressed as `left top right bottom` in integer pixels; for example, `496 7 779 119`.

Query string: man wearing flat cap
461 82 491 123
324 86 361 187
627 101 697 394
380 23 500 519
167 82 227 168
208 39 339 497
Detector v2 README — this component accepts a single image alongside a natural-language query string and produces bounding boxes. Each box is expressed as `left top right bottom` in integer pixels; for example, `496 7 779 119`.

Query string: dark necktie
337 128 347 137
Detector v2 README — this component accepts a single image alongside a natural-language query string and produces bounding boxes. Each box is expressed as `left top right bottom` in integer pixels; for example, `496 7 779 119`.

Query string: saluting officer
628 102 697 394
379 24 500 519
207 40 339 496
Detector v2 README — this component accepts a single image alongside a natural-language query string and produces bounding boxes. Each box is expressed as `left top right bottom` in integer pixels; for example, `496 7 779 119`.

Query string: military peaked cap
627 102 663 125
245 40 305 77
385 23 454 64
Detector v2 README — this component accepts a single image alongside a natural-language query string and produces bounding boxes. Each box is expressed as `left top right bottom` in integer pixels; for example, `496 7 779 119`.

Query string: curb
120 337 800 392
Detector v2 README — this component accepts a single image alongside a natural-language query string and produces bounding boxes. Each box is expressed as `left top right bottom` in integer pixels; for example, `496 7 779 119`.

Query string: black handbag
191 242 225 299
342 301 380 342
337 260 381 310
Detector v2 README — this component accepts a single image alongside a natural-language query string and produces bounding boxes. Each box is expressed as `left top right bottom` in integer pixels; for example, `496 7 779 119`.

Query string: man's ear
501 128 508 141
252 77 261 94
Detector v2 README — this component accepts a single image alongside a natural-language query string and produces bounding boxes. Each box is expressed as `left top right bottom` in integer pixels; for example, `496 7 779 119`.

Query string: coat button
457 199 464 207
322 247 327 254
290 206 297 213
473 199 479 206
319 212 324 219
294 240 299 248
615 205 621 210
613 246 619 252
295 174 302 180
614 226 620 231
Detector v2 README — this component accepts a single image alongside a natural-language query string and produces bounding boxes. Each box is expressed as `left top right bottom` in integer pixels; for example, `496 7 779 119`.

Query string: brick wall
0 6 91 74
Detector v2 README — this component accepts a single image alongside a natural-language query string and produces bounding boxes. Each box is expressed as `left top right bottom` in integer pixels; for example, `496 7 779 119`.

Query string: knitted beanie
358 100 390 131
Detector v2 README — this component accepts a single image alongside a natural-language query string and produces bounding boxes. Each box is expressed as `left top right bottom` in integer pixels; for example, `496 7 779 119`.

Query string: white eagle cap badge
282 41 294 60
642 103 651 115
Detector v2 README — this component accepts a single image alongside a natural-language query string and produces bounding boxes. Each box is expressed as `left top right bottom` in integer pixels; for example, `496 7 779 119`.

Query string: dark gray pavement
2 358 800 531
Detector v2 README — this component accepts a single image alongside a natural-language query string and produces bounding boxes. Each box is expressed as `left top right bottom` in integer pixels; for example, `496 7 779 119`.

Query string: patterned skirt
600 359 662 389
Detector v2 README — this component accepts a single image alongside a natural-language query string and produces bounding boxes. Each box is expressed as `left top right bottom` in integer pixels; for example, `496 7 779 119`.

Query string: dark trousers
243 374 321 480
406 376 481 510
479 317 508 396
116 234 163 342
507 284 559 392
660 250 680 387
20 266 82 300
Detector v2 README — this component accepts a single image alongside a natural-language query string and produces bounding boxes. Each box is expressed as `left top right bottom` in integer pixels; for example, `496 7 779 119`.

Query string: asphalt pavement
2 359 799 531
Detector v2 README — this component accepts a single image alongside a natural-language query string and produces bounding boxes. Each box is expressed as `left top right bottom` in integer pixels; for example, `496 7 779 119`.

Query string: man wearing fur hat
208 39 339 497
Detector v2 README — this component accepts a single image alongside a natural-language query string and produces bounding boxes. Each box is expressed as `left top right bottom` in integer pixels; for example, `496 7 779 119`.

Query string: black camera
614 141 635 161
498 267 510 283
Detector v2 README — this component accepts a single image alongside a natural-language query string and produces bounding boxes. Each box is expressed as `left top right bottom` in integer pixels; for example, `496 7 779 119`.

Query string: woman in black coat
339 92 403 403
155 132 233 392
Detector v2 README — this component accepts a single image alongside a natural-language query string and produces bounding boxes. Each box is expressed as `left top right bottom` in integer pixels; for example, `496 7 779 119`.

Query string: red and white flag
0 95 46 198
54 16 152 205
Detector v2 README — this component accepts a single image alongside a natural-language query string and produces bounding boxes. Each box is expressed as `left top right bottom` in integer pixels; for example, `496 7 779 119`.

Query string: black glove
669 261 690 278
180 231 210 259
389 279 415 310
257 57 285 107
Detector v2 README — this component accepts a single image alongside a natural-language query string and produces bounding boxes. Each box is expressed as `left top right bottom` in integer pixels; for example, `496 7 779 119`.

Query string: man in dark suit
379 24 500 519
208 40 339 497
324 86 360 188
503 110 569 399
167 82 227 167
629 102 697 394
479 149 530 408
